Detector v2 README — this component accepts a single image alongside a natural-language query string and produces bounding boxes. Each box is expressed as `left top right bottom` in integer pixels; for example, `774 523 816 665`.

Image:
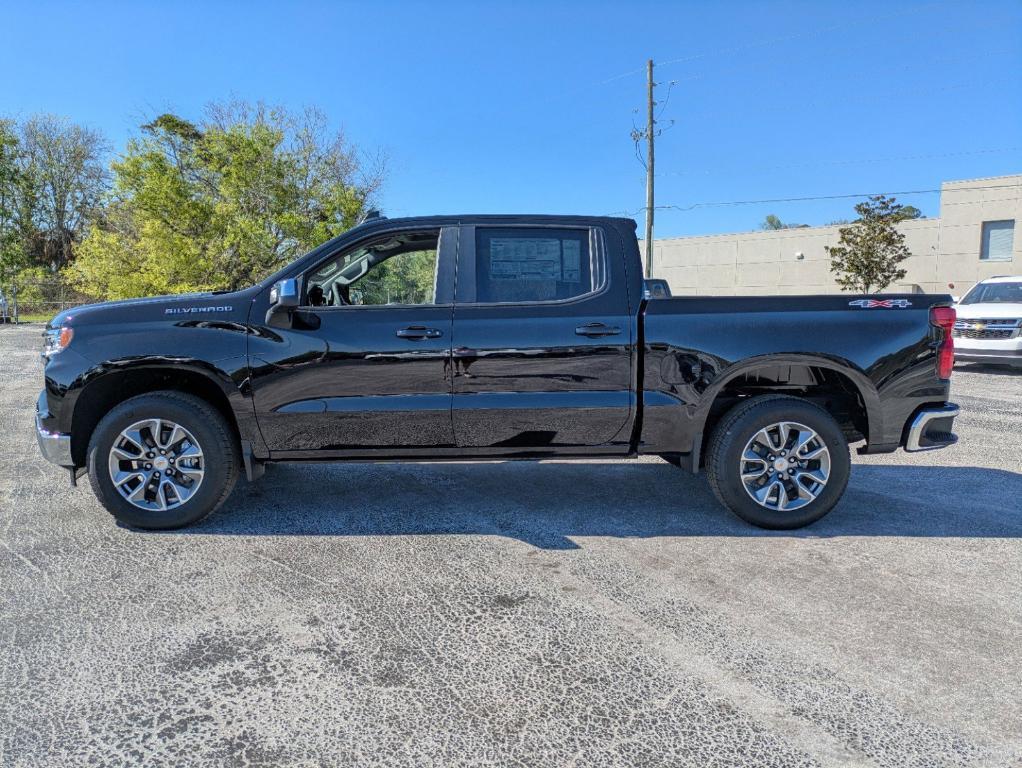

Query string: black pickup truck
36 214 960 530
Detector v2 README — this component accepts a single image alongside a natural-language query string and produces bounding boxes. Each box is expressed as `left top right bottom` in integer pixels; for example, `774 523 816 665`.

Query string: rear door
450 224 634 450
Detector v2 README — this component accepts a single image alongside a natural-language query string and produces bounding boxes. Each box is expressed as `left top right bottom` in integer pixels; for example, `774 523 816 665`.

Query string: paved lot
1 322 1020 767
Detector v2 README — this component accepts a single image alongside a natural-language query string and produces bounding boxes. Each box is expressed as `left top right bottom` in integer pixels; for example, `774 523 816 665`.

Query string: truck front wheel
705 395 850 529
86 391 240 529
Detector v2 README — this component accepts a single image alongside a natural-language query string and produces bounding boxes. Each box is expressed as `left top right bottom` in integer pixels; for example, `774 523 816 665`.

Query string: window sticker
489 237 562 280
562 240 581 282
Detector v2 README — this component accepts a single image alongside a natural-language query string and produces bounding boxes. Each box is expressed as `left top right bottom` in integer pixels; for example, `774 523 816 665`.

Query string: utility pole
644 59 655 278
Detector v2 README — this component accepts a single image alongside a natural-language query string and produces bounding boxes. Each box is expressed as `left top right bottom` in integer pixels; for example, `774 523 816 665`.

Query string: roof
941 173 1022 187
978 274 1022 283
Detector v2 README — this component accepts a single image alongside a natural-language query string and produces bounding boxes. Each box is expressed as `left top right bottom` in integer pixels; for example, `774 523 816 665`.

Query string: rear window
474 228 596 303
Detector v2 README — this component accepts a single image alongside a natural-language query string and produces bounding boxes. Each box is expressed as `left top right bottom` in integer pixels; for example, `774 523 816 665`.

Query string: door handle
575 322 621 338
396 326 443 340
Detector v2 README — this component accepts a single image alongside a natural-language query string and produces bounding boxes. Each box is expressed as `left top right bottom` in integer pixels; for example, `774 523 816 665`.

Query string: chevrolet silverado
36 214 960 530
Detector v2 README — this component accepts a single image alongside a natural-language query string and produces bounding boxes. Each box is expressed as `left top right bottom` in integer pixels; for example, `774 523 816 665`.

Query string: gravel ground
1 323 1020 767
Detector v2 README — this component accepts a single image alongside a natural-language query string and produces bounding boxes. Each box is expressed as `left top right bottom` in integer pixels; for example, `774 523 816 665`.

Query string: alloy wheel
739 421 831 511
107 418 205 512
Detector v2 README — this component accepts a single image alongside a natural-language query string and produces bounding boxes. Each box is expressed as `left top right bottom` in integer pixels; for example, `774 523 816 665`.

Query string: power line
600 185 1017 220
657 147 1022 179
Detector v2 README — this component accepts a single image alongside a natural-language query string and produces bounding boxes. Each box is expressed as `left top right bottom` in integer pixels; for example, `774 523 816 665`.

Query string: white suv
954 276 1022 368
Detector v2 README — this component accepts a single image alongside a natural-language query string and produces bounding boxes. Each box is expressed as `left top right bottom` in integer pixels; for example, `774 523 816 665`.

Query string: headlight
42 326 74 358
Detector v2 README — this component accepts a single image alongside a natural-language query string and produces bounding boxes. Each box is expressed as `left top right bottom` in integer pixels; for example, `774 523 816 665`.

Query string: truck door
451 224 634 450
249 226 457 454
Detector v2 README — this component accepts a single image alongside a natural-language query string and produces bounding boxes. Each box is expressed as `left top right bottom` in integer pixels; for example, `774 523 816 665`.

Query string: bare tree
16 115 109 271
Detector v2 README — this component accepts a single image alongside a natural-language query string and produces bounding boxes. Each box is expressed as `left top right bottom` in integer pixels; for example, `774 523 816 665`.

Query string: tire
704 395 850 530
87 391 239 529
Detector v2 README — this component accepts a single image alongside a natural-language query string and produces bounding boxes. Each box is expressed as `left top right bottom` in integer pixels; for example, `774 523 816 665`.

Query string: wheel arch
691 354 881 471
69 362 248 467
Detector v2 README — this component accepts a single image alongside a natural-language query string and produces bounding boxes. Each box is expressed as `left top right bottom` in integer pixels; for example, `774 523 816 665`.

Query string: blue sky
2 0 1020 237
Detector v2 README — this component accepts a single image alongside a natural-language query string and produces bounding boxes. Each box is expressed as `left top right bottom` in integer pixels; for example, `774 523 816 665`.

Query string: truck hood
954 302 1022 320
48 291 249 328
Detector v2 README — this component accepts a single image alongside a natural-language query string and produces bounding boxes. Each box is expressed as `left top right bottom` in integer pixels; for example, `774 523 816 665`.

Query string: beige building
649 173 1021 296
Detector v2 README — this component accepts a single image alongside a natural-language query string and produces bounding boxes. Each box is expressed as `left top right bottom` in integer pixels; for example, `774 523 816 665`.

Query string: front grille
953 328 1015 340
952 319 1021 340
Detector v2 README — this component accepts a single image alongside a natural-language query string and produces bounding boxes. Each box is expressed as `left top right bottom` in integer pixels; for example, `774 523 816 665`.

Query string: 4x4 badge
848 299 912 309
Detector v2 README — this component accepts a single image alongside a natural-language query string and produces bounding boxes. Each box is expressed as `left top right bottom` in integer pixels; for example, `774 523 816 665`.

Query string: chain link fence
0 279 99 324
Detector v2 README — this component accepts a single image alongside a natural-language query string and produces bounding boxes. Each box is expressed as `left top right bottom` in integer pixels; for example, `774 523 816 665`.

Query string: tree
0 119 21 284
355 250 437 305
826 195 912 293
828 205 922 228
760 214 808 230
892 204 923 222
68 101 383 299
15 115 108 272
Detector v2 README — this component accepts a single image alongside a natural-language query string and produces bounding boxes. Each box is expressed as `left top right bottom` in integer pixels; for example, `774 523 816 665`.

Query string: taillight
930 306 955 379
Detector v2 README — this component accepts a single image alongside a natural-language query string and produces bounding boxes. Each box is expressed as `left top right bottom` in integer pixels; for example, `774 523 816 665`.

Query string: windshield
960 282 1022 304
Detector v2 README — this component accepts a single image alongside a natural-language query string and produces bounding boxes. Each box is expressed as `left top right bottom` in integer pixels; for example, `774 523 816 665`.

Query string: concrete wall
648 174 1021 296
935 175 1022 292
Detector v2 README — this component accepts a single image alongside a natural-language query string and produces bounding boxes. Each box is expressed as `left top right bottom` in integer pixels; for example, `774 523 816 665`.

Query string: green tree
826 195 912 293
892 204 923 222
0 119 22 284
68 101 382 299
828 205 921 228
761 214 809 230
355 250 437 305
1 114 108 312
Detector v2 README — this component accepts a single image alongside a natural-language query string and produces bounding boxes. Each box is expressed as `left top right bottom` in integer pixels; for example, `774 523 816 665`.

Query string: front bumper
955 347 1022 367
904 403 959 452
36 391 73 467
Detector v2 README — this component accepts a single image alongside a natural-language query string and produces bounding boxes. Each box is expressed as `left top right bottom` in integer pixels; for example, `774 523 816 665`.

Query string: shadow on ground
169 461 1022 548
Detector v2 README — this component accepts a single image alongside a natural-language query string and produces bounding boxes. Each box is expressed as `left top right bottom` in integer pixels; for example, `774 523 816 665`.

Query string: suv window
305 230 440 307
960 281 1022 304
474 228 595 303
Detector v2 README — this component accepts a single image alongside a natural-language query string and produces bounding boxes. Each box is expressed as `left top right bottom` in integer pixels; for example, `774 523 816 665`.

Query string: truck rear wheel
705 395 850 529
87 391 239 529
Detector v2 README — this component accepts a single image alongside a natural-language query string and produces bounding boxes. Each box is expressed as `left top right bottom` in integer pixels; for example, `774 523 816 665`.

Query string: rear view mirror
266 278 300 327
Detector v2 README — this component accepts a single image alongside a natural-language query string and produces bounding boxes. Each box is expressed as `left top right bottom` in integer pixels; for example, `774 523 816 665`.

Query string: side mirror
266 278 300 327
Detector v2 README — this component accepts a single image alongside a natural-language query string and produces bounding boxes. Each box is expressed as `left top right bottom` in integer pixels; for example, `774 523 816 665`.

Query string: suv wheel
87 391 239 529
705 395 850 529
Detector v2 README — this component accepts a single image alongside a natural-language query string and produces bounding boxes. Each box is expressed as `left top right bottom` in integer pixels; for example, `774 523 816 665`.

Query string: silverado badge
165 306 233 315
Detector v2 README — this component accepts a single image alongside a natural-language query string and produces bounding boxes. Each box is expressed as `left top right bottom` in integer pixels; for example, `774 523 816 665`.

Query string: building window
980 220 1015 261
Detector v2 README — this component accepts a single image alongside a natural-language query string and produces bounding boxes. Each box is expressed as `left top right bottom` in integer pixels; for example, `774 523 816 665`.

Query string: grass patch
6 313 51 324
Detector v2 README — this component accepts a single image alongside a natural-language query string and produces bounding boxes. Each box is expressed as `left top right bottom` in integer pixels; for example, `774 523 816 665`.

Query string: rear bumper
904 403 959 452
36 391 73 467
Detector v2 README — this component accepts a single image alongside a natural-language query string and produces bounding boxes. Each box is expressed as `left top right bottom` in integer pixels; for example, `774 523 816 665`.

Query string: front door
451 224 634 451
249 227 457 454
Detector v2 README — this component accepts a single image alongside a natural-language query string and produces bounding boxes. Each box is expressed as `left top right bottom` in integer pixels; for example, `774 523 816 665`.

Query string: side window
351 249 438 306
474 228 597 303
305 230 441 307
